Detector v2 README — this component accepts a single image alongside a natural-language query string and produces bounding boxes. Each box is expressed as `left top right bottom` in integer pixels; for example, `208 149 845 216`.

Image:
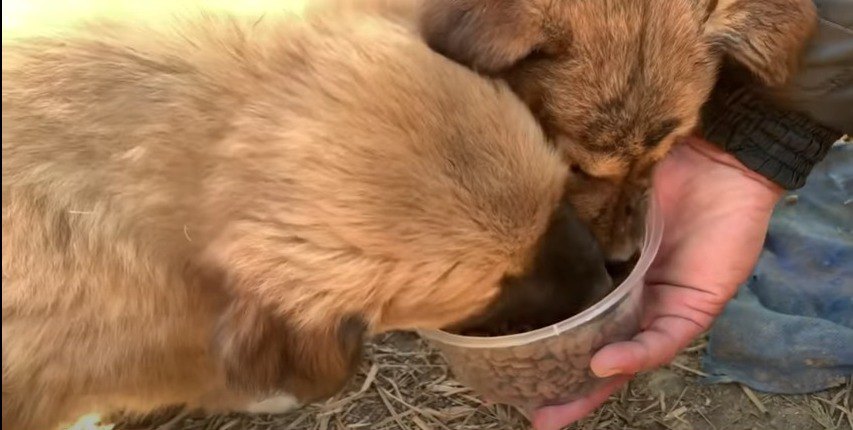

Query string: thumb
590 315 706 377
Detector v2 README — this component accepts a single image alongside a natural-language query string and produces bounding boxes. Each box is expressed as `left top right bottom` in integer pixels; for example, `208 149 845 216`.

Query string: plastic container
418 195 664 409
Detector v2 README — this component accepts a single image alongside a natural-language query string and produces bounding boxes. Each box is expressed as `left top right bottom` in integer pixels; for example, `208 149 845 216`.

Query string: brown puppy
1 2 612 429
421 0 817 260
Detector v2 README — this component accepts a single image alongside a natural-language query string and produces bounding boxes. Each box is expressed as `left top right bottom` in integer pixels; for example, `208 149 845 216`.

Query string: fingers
590 315 706 377
530 312 705 429
532 376 629 430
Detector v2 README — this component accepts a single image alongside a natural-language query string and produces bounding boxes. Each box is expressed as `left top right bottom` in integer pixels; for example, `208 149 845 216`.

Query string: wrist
682 137 785 201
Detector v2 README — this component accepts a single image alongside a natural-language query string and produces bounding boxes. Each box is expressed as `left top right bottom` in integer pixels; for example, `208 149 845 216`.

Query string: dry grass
117 332 530 430
115 332 852 430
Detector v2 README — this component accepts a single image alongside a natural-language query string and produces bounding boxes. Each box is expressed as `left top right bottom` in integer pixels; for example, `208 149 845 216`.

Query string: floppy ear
202 231 367 403
703 0 817 87
419 0 547 73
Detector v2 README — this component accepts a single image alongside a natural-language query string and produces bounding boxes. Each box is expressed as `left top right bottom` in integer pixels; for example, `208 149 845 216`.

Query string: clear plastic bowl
418 195 664 410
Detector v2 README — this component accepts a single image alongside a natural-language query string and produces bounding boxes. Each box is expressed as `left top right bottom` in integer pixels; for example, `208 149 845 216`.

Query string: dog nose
532 203 613 302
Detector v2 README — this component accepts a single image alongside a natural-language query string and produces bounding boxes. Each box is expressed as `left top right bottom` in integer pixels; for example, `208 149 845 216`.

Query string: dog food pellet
427 286 643 409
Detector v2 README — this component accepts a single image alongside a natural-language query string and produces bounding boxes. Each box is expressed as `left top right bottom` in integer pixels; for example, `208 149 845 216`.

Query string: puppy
421 0 818 260
1 2 612 429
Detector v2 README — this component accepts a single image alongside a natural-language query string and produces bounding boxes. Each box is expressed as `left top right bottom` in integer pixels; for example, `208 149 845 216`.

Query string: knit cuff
701 84 842 190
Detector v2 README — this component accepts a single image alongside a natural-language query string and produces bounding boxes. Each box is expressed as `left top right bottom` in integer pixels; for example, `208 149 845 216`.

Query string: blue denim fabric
703 142 853 394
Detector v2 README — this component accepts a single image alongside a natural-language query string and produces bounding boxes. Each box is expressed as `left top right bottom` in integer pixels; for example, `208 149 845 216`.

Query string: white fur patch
244 394 301 414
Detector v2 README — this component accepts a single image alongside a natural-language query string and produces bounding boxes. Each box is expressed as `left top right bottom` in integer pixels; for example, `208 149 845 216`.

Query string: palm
533 138 783 430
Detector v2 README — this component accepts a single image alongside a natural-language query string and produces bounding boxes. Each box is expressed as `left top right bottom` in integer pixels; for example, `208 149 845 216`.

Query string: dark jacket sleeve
701 1 851 190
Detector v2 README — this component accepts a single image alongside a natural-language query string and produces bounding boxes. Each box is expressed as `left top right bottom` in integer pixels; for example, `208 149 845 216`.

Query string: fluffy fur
421 0 818 260
2 2 611 429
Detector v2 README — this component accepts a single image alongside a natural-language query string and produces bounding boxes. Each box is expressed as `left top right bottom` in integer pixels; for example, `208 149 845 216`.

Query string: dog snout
605 186 650 262
542 203 613 285
509 203 614 315
515 203 615 316
447 203 613 333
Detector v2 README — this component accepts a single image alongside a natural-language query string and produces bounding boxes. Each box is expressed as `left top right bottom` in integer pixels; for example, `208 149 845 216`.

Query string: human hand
532 136 785 430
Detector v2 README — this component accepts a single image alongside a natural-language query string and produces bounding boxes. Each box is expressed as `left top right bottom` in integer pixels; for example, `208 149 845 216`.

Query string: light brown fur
421 0 818 260
1 3 611 429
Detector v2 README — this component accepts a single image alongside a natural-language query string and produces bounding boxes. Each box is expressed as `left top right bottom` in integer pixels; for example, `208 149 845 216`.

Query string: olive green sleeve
702 0 851 190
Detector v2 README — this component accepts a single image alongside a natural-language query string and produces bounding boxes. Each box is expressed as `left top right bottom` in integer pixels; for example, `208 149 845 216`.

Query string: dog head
420 0 817 260
187 8 611 404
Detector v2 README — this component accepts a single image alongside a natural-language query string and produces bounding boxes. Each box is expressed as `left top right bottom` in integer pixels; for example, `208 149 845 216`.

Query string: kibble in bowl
418 196 663 410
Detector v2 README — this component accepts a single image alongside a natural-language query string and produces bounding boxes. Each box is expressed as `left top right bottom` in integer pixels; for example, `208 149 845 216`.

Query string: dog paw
243 394 301 414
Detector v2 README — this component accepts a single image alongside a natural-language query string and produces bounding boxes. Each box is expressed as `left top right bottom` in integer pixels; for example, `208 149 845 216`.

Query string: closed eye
569 158 627 182
570 163 591 179
643 118 681 148
520 43 559 64
523 48 550 62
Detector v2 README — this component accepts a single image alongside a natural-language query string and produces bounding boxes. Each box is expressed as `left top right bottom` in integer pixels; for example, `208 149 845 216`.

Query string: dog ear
419 0 547 73
214 298 367 402
202 230 367 403
703 0 817 86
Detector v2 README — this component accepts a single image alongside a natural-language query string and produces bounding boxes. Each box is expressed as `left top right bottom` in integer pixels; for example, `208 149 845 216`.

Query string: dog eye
643 119 681 148
570 164 592 179
522 47 552 63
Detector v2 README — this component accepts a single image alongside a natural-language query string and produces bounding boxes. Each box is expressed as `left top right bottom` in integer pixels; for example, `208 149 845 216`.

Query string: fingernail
594 367 621 378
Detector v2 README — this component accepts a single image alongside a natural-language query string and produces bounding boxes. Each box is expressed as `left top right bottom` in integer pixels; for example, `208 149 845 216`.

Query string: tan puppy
421 0 817 260
2 2 613 429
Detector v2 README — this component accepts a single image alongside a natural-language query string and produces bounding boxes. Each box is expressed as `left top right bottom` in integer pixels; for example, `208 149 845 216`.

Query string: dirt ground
115 332 852 430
